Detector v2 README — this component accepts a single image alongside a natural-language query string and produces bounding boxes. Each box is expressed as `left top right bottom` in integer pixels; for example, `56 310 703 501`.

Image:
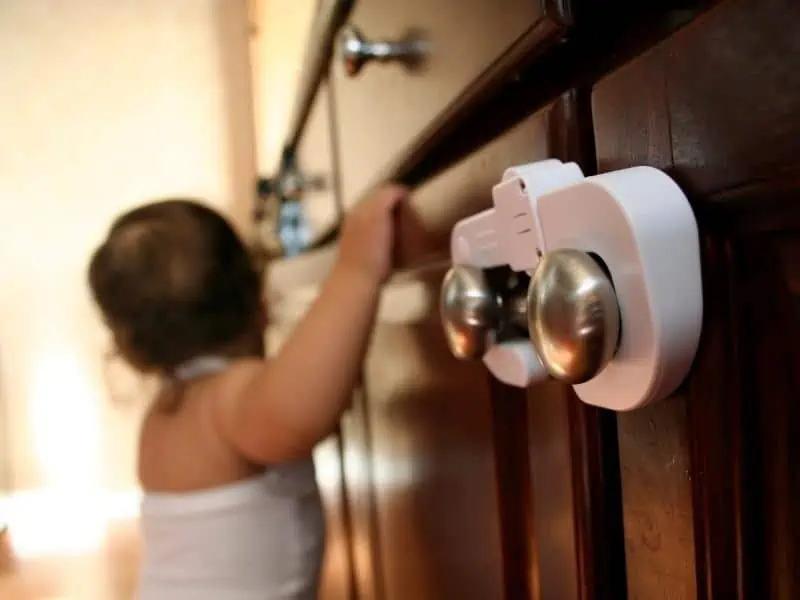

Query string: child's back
88 188 405 599
135 358 323 600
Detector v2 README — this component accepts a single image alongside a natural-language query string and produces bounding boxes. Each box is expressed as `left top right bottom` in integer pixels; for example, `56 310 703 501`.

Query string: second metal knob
527 249 620 384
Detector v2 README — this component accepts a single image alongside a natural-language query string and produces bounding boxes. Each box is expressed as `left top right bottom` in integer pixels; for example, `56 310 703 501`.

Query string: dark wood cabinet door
270 2 800 599
340 96 629 600
360 266 505 600
340 386 383 600
313 433 356 600
341 107 556 600
591 0 800 597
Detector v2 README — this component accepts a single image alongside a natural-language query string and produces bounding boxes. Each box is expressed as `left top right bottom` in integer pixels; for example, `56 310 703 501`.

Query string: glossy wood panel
383 108 554 600
383 92 627 600
487 378 535 600
687 178 800 600
350 5 705 209
592 0 800 596
331 0 551 207
313 433 355 600
729 216 800 600
593 46 697 600
361 265 505 600
565 393 627 600
591 42 703 600
615 395 696 599
340 387 383 600
521 93 627 600
401 104 550 600
594 0 800 196
525 381 579 599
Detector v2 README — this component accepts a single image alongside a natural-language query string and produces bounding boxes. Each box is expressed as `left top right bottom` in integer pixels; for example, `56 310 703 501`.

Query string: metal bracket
253 148 327 258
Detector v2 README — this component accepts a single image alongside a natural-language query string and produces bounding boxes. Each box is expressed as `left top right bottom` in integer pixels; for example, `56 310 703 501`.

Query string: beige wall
249 0 317 172
0 0 256 518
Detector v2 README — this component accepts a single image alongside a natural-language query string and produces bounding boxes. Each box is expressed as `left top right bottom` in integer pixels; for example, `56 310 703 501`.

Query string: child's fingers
375 184 408 211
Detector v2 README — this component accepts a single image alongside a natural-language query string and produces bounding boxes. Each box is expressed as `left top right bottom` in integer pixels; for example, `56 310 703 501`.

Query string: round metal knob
339 25 426 77
527 249 620 385
440 266 501 360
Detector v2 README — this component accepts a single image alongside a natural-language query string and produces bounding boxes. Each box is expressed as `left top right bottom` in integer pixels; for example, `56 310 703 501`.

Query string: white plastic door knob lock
441 159 703 412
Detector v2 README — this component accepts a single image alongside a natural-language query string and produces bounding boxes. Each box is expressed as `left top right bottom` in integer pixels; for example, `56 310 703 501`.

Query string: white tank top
137 357 326 600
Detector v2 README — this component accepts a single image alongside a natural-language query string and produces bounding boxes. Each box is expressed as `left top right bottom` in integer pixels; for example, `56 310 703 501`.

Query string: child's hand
338 184 408 284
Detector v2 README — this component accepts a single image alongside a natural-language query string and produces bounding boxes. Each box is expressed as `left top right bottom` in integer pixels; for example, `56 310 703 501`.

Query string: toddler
88 185 407 600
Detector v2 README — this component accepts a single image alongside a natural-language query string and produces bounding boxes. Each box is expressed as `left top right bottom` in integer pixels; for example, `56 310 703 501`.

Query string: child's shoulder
201 356 271 420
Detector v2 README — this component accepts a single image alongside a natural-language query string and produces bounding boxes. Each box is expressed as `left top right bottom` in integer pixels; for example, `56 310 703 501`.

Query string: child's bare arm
213 185 407 463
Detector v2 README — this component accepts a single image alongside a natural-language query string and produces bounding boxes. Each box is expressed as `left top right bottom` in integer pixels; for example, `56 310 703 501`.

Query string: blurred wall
0 0 256 529
249 0 317 172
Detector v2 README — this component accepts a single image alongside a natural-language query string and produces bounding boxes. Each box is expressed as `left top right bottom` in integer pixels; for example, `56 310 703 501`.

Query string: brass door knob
527 249 620 384
441 250 620 386
440 266 528 360
440 266 500 360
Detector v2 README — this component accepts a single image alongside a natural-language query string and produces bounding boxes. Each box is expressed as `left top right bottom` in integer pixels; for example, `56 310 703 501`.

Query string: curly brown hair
88 199 262 374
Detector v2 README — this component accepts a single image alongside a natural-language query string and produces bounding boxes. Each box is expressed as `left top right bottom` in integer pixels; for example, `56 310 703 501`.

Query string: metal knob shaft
440 250 621 385
527 250 620 384
339 25 426 77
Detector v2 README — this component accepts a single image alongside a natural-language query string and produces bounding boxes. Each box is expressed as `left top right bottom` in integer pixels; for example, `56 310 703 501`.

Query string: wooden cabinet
339 387 381 600
332 97 629 599
328 0 700 209
361 266 504 600
259 0 800 597
330 0 546 208
591 1 800 597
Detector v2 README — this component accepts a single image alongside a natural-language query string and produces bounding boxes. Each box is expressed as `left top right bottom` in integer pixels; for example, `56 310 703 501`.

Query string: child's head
89 199 262 374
